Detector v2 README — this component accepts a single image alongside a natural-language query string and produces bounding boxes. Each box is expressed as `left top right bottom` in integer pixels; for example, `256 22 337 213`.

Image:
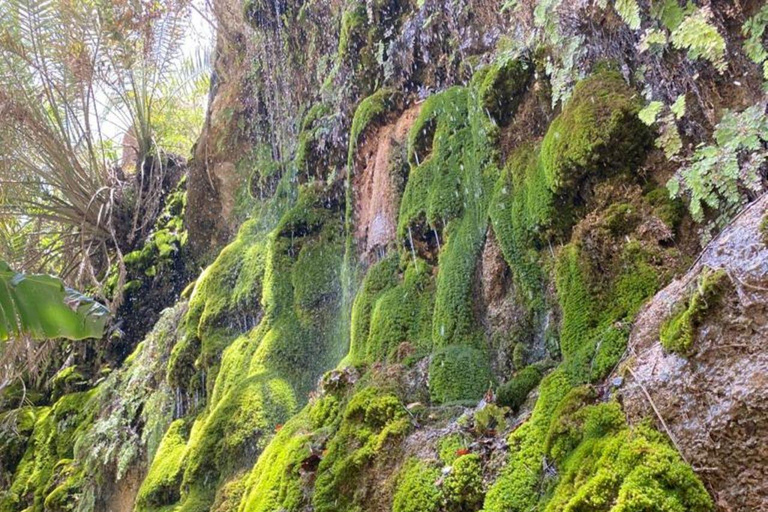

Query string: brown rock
621 194 768 511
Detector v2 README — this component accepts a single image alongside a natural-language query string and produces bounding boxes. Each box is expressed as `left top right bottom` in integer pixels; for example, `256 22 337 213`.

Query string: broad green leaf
0 261 109 341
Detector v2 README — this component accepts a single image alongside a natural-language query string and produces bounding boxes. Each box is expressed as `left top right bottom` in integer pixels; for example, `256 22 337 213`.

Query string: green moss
1 390 97 512
555 238 663 383
348 255 399 363
645 187 685 230
295 104 331 177
429 345 492 404
543 403 712 512
337 4 368 62
660 268 730 354
348 88 399 165
313 387 410 512
483 369 572 512
237 412 313 512
554 244 595 373
362 260 434 363
400 87 472 232
42 460 84 512
291 231 343 320
135 420 189 511
395 72 507 404
393 453 483 512
181 220 268 377
761 213 768 244
473 403 508 436
543 385 599 464
603 203 640 235
147 184 348 511
0 407 39 487
176 374 297 511
50 367 87 400
474 58 531 127
541 71 651 196
437 433 469 464
392 459 441 512
489 143 551 309
210 475 247 512
497 365 543 411
443 453 484 511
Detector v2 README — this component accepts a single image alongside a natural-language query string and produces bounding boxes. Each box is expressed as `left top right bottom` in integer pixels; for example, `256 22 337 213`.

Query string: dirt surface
353 105 421 263
620 194 768 511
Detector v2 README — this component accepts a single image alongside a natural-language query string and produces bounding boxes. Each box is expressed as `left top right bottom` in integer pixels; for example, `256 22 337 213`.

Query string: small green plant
761 213 768 244
615 0 641 30
474 403 508 435
671 7 727 72
638 28 668 54
668 104 768 234
742 6 768 80
638 95 686 159
660 269 730 354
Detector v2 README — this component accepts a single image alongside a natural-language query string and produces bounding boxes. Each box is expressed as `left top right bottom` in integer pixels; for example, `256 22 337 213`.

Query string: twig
627 366 689 465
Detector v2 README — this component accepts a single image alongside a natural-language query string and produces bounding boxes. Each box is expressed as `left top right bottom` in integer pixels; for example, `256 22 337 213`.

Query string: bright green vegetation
489 143 551 308
0 51 720 512
429 345 493 404
313 386 410 512
670 8 727 72
0 301 186 512
237 376 411 512
437 433 469 464
474 58 531 127
148 183 349 511
660 269 730 354
392 459 442 512
484 374 712 512
483 369 572 511
556 239 664 383
497 365 542 411
743 6 768 79
392 453 484 512
543 400 712 512
136 419 189 510
295 103 331 178
396 73 516 402
118 177 188 287
474 403 508 435
541 71 650 197
347 256 434 365
0 391 97 512
236 410 315 512
348 88 400 164
668 104 768 234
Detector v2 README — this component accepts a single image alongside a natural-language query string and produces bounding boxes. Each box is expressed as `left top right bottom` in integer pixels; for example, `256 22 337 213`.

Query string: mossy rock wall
10 0 768 507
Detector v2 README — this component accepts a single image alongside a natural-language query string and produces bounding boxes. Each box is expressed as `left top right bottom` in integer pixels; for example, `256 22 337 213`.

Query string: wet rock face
353 105 421 263
622 194 768 511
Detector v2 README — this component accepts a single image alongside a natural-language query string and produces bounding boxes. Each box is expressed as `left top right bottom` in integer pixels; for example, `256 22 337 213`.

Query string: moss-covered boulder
541 71 651 196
